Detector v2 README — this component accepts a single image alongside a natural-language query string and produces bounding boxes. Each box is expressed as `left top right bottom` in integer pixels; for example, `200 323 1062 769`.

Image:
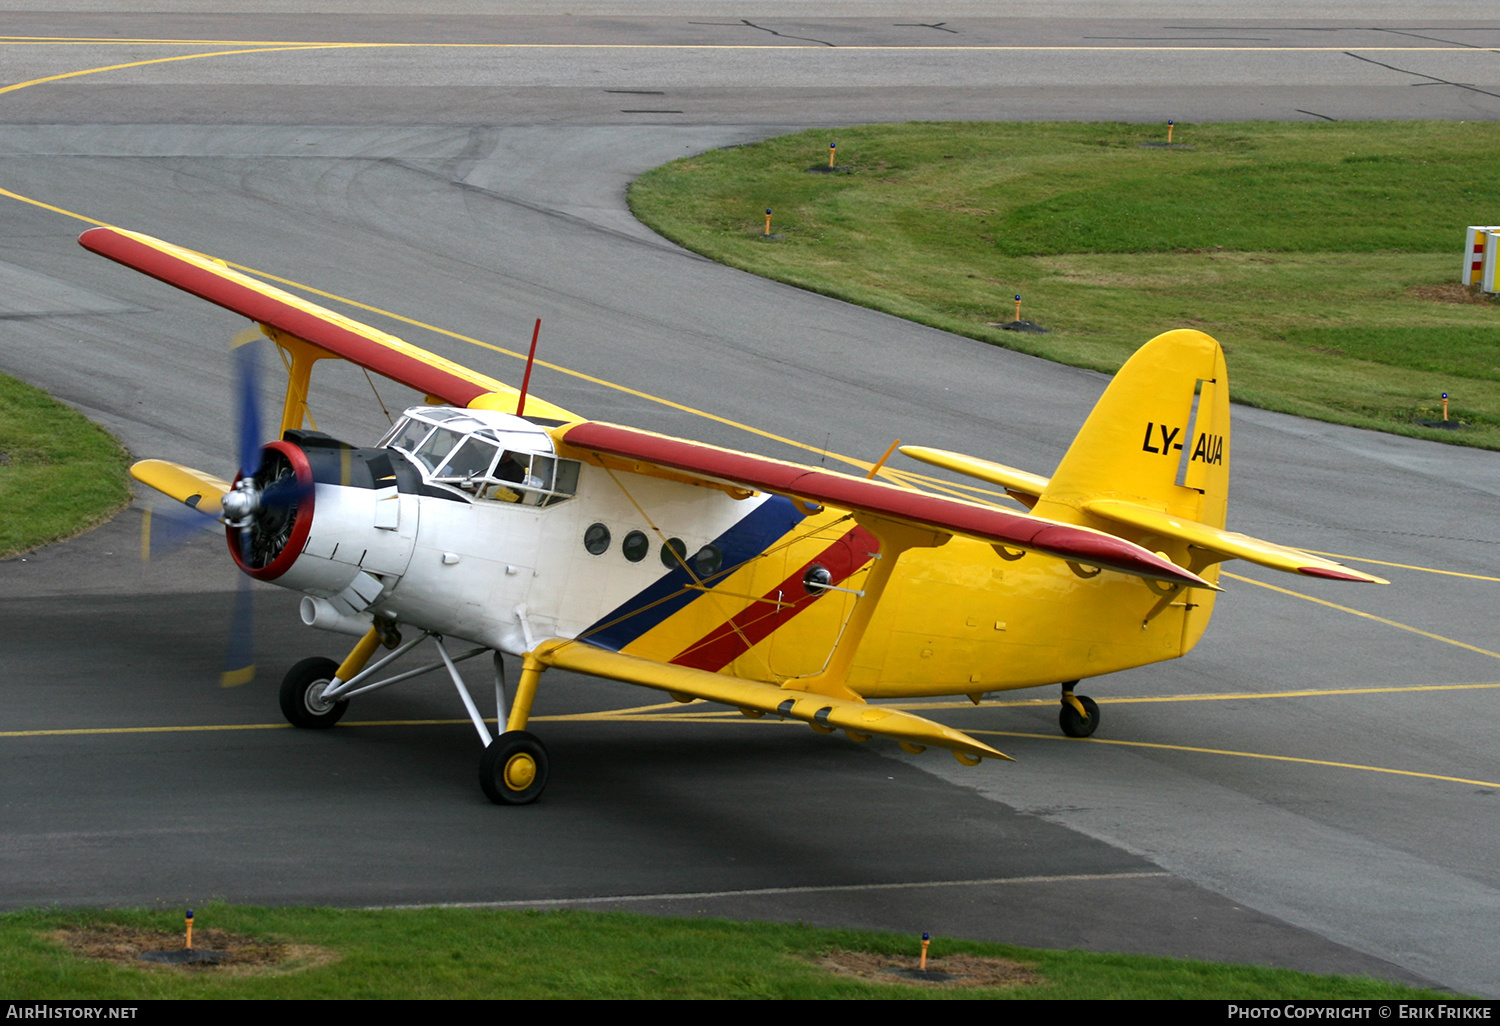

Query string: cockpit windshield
434 436 500 480
383 407 579 507
411 427 465 474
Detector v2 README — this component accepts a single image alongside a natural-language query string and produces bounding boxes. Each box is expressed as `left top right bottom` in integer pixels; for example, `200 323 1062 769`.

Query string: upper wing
78 226 575 422
558 421 1215 589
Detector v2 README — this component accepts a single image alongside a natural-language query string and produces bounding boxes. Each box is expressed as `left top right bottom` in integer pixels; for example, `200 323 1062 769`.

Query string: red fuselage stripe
669 526 878 672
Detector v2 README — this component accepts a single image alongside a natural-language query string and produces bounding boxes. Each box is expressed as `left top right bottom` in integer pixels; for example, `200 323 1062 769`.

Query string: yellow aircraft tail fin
1032 329 1230 531
906 330 1382 585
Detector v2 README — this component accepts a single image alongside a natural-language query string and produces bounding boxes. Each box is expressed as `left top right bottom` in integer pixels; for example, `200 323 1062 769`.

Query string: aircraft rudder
1035 329 1229 528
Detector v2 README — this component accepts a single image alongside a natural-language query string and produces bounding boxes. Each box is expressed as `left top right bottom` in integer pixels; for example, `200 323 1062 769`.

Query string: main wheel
279 657 348 728
480 731 549 805
1059 695 1100 738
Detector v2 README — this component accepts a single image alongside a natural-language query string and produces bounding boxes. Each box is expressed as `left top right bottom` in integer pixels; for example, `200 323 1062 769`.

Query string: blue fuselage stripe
581 495 805 652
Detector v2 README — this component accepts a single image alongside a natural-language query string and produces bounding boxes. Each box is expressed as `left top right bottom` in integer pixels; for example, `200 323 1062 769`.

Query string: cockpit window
434 436 501 483
526 455 580 506
422 408 470 424
476 452 581 506
389 417 435 455
383 407 582 508
375 418 407 449
411 427 464 474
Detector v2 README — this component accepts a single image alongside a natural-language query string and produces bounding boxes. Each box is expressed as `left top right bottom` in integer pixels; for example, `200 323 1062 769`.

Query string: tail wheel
1059 695 1100 738
280 657 348 728
480 731 549 805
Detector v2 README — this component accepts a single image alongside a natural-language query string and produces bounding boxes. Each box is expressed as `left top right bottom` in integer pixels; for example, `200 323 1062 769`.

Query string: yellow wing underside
533 639 1012 763
130 459 231 516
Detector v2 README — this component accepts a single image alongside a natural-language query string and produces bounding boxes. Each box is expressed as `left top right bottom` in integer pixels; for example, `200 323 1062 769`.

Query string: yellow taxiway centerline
965 728 1500 790
16 677 1491 734
0 43 362 99
1301 550 1500 583
1223 572 1500 660
7 706 1496 790
0 36 1488 52
840 680 1500 713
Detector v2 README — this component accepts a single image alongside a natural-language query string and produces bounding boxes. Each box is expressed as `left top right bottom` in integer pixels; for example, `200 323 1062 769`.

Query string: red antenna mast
515 317 541 417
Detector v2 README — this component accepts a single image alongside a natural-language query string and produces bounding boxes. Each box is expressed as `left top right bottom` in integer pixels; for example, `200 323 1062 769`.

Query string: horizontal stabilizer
131 459 231 517
534 639 1013 763
561 422 1214 590
1084 499 1388 584
899 445 1048 506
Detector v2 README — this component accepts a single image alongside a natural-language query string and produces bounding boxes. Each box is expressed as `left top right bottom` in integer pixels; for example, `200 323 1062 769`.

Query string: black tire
279 657 348 728
1059 695 1100 738
479 731 549 805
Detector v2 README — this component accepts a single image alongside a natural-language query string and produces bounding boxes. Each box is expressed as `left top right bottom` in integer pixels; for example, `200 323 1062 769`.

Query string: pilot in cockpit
481 451 529 503
494 452 525 484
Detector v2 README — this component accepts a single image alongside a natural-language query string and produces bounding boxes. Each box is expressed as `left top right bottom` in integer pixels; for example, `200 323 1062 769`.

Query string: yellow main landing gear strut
278 625 548 804
479 650 549 806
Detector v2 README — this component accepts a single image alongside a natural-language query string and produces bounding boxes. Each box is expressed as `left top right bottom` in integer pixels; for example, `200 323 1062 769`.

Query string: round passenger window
693 544 722 577
660 537 687 570
583 523 611 556
804 564 833 594
622 531 649 563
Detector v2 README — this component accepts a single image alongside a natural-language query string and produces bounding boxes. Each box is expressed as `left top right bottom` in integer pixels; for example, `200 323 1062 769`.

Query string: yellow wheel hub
504 752 537 791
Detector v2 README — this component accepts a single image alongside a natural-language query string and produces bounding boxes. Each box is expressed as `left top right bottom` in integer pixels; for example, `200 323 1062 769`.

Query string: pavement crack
737 19 836 47
1342 50 1500 100
1370 27 1498 49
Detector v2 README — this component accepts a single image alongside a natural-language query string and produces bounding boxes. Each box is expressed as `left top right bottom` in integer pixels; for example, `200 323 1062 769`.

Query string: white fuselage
270 407 775 656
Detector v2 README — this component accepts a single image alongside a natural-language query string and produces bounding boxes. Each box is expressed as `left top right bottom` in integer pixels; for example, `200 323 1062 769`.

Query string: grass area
629 121 1500 448
1 905 1457 1000
0 371 131 559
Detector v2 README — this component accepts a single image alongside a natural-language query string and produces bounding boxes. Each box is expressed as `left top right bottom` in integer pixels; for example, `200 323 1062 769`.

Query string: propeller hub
222 480 261 525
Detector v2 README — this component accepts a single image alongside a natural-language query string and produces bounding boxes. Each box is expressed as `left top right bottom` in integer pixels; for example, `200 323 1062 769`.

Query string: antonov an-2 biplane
80 226 1386 804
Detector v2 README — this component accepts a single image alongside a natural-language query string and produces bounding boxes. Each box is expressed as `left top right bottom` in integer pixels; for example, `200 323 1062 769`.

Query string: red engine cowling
226 440 316 581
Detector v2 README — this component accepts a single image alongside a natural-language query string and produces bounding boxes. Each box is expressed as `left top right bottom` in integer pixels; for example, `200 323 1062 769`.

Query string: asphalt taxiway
2 2 1498 996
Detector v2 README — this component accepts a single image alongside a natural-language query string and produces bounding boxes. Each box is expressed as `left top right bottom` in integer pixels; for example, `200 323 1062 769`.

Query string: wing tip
1297 566 1389 584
